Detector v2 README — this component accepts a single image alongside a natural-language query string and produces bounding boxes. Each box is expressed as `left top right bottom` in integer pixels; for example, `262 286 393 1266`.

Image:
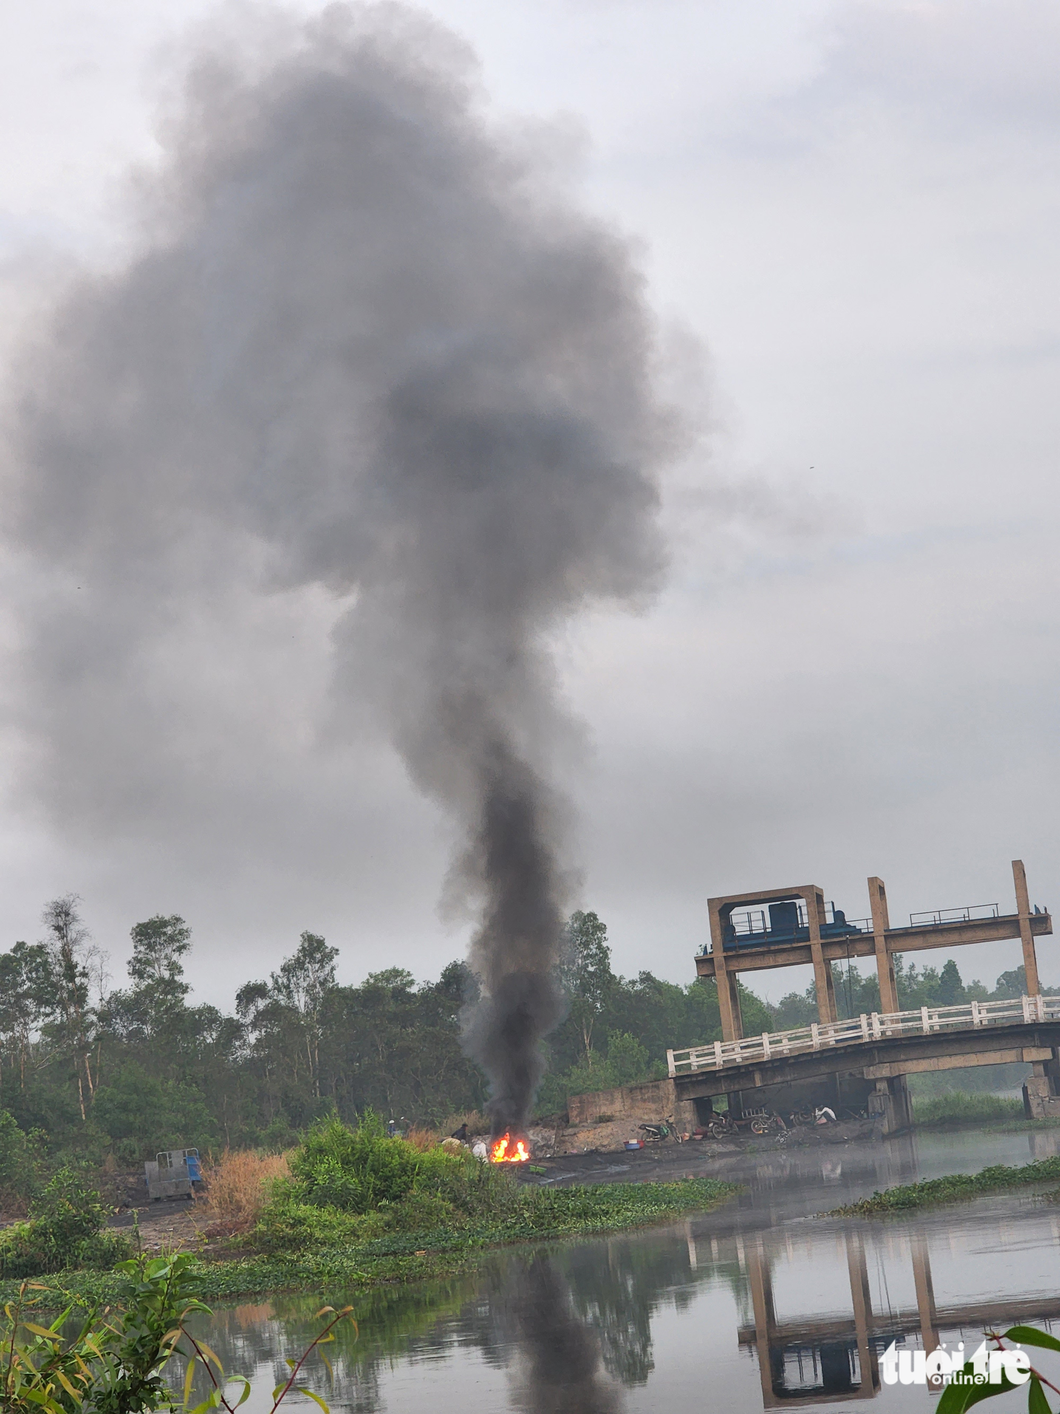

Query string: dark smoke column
8 6 673 1134
462 747 567 1137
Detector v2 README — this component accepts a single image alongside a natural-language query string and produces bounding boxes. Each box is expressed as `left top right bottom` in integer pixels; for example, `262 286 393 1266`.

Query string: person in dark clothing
451 1122 469 1142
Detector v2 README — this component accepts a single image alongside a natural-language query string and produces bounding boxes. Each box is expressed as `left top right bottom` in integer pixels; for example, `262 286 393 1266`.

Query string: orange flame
490 1133 530 1163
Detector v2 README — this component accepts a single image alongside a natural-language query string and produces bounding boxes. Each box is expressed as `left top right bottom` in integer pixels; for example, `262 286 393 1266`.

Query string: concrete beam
738 1296 1060 1348
694 911 1051 978
863 1046 1052 1080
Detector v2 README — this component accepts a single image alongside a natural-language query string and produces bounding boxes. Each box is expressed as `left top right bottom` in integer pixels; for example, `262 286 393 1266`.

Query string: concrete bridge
667 995 1060 1132
674 858 1056 1132
565 859 1056 1135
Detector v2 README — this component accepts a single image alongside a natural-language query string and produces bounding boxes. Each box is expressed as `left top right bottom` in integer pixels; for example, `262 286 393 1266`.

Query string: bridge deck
669 994 1059 1076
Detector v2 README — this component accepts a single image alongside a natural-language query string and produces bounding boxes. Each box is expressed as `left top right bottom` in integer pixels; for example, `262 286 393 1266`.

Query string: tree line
0 896 1038 1171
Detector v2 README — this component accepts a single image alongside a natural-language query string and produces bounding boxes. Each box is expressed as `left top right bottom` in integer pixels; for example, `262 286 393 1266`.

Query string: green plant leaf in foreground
1028 1376 1053 1414
935 1363 1022 1413
1005 1328 1060 1356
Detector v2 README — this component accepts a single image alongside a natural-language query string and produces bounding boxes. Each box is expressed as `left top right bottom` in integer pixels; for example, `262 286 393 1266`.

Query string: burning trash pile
467 1131 531 1163
491 1134 530 1164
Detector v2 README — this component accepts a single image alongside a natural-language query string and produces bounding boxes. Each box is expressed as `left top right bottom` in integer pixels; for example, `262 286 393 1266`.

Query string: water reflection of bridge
694 1229 1060 1407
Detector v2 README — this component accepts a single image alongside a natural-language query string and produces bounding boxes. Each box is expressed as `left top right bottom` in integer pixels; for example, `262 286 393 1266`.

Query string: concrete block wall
567 1078 697 1131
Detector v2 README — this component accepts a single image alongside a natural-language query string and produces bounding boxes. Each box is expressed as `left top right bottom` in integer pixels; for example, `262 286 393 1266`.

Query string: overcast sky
0 0 1057 1008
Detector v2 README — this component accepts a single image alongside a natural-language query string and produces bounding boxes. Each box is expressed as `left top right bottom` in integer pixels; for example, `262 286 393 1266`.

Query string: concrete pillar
847 1234 878 1394
672 1094 698 1133
1013 859 1041 997
911 1236 940 1388
1022 1056 1060 1117
709 904 744 1042
728 971 744 1039
808 888 838 1024
868 876 899 1015
715 957 744 1043
867 1075 911 1135
747 1241 777 1408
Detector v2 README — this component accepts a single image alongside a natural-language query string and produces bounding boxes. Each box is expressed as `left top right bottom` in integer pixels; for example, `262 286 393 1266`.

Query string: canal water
189 1127 1060 1413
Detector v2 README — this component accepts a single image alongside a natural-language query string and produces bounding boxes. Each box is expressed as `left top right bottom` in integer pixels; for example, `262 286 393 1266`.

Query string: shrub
0 1111 41 1212
0 1167 130 1278
382 1189 456 1233
832 1156 1060 1216
287 1113 441 1212
260 1114 302 1151
2 1253 203 1410
254 1195 386 1252
536 1031 666 1111
257 1112 520 1242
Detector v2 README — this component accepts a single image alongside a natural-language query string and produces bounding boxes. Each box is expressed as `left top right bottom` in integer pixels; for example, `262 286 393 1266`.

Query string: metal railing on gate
908 903 1000 927
666 994 1059 1077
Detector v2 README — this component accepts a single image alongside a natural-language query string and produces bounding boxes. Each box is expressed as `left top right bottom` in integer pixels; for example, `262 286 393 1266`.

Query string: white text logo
879 1341 1030 1386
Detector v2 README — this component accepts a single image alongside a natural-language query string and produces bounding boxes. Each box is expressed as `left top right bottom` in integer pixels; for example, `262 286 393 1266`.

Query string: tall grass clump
442 1110 490 1138
913 1092 1024 1127
402 1127 440 1153
202 1149 291 1235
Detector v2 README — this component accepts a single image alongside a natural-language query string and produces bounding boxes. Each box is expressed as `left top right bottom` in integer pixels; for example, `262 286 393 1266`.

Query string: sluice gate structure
678 860 1055 1132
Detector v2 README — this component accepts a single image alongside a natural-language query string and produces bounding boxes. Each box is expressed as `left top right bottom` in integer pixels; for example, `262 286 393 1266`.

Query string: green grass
912 1091 1024 1127
0 1175 738 1309
830 1155 1060 1216
911 1089 1060 1132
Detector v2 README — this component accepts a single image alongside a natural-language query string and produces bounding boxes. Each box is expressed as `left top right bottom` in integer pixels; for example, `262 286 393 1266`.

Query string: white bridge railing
666 994 1060 1077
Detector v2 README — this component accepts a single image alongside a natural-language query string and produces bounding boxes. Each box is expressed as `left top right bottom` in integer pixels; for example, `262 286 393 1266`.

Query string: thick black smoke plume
5 5 670 1133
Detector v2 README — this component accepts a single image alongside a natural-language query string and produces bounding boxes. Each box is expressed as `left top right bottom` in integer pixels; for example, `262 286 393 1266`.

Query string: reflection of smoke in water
6 4 672 1131
500 1257 623 1414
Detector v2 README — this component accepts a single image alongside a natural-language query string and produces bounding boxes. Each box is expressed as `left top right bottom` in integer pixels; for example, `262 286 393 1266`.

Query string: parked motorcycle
638 1122 674 1143
705 1109 784 1138
788 1106 815 1127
